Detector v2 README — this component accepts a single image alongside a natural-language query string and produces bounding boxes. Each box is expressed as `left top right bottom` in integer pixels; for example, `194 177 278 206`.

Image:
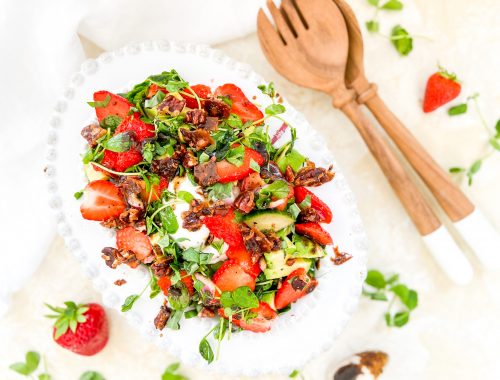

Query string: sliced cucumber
288 235 326 259
263 250 312 280
243 210 294 232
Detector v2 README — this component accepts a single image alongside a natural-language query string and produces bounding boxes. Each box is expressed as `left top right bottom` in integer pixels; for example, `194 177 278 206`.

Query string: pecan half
240 172 264 192
101 247 140 269
285 165 295 183
158 95 186 116
100 208 143 229
151 257 172 278
239 224 280 263
331 246 353 266
204 98 230 119
118 178 144 210
234 191 255 214
298 208 321 223
182 149 198 168
260 161 285 181
185 109 207 125
181 199 213 231
151 157 180 181
194 157 220 186
294 161 334 187
154 303 172 330
180 128 214 151
200 116 219 131
81 123 106 147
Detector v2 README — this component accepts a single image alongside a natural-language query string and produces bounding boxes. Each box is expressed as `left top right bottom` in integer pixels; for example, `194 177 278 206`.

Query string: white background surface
1 0 500 379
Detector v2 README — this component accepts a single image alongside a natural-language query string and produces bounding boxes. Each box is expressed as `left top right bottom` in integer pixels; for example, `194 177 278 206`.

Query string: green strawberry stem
438 65 460 83
45 301 89 339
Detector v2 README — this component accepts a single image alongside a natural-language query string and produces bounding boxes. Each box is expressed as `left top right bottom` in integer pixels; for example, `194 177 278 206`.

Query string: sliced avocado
243 210 294 232
263 250 312 280
288 235 326 259
84 163 108 181
261 291 276 310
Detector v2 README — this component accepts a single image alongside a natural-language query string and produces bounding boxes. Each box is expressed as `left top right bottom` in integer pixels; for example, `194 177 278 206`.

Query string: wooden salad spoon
257 0 473 284
333 0 500 268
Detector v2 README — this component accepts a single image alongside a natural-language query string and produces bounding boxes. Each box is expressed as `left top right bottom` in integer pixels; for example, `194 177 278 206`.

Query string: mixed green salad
77 69 345 363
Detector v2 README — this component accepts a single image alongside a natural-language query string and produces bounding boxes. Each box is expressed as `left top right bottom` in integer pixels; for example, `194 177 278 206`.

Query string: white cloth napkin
0 0 265 316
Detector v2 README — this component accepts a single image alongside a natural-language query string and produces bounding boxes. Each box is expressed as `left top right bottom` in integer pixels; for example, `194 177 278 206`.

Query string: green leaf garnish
199 337 214 364
381 0 403 10
390 25 413 56
102 133 131 152
448 103 468 116
265 104 286 116
80 371 106 380
9 351 40 376
366 20 380 33
161 362 188 380
363 269 418 328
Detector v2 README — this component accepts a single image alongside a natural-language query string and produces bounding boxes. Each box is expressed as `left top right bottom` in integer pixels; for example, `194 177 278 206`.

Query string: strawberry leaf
45 302 88 339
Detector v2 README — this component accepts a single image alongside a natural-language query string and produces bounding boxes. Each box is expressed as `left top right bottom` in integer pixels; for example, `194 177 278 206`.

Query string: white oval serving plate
45 40 368 376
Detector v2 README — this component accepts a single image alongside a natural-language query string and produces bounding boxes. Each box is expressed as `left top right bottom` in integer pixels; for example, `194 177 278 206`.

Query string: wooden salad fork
332 0 500 269
257 0 474 284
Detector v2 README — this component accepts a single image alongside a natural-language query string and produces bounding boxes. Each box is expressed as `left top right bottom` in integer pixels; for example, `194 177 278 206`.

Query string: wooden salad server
257 0 473 284
332 0 500 269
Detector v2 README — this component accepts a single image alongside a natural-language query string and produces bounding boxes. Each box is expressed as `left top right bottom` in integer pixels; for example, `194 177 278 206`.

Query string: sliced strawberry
226 245 261 277
116 227 152 261
218 301 277 333
100 148 143 173
203 209 244 248
294 187 333 223
295 223 333 245
146 84 168 99
101 150 118 171
216 147 265 183
93 91 132 122
423 69 461 113
181 84 212 109
139 177 168 202
274 268 318 310
80 180 126 221
157 270 194 296
146 84 159 99
180 270 195 295
240 172 264 192
212 260 256 292
158 276 172 296
116 149 143 172
115 116 155 142
214 84 263 124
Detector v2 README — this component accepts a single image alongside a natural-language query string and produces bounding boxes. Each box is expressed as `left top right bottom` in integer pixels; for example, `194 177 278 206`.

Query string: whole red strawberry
423 67 462 113
46 301 109 356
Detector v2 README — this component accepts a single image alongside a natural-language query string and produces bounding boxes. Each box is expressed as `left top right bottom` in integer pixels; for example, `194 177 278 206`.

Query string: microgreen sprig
363 269 418 327
449 94 500 185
